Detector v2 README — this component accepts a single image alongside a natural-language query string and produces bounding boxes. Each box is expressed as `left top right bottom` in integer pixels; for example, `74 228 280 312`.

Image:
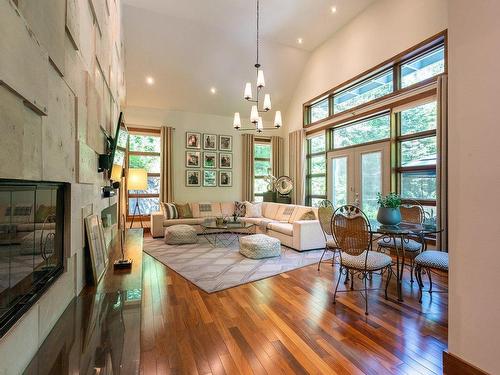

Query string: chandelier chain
256 0 260 66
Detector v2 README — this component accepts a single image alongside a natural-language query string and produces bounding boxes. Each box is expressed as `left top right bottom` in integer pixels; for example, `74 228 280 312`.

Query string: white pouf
239 234 281 259
164 224 198 245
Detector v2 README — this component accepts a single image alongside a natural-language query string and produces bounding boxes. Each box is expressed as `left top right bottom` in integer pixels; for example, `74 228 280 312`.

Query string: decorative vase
377 207 401 226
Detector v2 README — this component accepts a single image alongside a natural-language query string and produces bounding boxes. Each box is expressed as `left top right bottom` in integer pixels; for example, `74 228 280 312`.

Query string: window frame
305 133 327 206
126 127 161 219
253 139 272 202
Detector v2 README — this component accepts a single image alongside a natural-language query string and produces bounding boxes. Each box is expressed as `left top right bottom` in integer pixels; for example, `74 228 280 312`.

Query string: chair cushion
377 237 422 252
415 250 448 270
341 251 392 271
267 222 293 236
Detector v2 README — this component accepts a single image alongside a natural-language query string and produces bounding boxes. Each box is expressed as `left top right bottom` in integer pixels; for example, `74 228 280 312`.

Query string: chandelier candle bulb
274 111 282 128
244 82 253 100
250 105 259 123
263 94 271 111
233 112 241 129
257 70 265 88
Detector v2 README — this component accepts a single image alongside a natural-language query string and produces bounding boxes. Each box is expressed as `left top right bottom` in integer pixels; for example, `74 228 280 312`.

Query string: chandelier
233 0 282 132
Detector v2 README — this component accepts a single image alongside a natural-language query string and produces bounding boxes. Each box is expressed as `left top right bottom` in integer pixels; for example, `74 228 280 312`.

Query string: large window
253 142 272 202
306 133 327 207
397 101 437 205
332 114 391 149
127 130 161 216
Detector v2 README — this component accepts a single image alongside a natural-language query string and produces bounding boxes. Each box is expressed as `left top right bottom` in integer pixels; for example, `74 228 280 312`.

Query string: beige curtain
242 134 255 201
437 75 448 251
271 136 284 177
289 130 305 205
160 126 174 203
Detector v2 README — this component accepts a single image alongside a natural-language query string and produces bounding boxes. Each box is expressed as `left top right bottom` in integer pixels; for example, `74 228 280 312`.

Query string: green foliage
129 134 160 153
333 115 390 148
254 144 271 159
377 192 402 208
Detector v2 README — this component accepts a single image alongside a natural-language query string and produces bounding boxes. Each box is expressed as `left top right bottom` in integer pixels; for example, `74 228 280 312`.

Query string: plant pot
377 207 401 226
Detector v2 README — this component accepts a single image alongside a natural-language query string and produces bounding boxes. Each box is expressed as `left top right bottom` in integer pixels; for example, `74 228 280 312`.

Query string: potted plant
376 192 402 226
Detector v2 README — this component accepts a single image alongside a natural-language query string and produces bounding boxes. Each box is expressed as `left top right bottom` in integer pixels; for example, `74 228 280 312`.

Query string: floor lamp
128 168 148 229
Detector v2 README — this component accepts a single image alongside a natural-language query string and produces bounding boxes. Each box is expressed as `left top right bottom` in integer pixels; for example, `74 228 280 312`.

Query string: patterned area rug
143 235 331 293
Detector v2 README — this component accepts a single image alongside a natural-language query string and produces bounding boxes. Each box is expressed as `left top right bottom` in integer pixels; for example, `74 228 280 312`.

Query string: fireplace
0 180 66 337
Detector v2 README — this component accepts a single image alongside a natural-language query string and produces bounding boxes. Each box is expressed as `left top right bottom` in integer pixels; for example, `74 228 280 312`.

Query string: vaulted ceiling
123 0 376 119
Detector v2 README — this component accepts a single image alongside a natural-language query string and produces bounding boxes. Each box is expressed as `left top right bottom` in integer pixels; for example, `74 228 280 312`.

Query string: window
400 45 445 88
333 69 394 114
253 142 272 202
127 130 161 216
309 97 329 123
332 114 390 149
400 101 437 135
306 133 327 206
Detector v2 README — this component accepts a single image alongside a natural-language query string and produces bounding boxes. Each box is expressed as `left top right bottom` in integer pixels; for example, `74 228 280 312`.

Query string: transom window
253 142 272 202
332 114 391 149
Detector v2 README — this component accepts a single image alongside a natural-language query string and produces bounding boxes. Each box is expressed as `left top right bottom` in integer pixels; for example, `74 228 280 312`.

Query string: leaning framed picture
219 171 232 187
203 170 217 187
186 132 201 149
84 214 108 285
219 135 232 151
186 170 201 186
203 133 217 150
203 152 217 168
219 152 232 169
185 151 201 168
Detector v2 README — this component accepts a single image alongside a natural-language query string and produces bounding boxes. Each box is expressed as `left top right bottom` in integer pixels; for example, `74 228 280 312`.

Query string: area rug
143 236 331 293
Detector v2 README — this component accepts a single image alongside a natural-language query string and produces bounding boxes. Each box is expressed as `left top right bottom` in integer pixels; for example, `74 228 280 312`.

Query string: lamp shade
250 105 259 123
244 82 252 100
257 70 265 88
233 112 241 129
110 164 123 181
256 117 264 132
263 94 271 111
274 110 282 128
127 168 148 190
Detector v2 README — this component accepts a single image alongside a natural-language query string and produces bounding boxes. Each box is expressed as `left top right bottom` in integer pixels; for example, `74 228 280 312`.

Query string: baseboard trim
443 352 489 375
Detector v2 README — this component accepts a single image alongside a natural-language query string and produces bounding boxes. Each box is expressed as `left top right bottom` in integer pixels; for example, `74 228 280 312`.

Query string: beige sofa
150 202 325 251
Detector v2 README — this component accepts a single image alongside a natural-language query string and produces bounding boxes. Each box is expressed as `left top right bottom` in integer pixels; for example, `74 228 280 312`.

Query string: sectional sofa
150 202 325 251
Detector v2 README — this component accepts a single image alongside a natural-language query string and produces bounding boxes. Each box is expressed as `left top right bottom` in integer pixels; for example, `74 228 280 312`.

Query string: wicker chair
317 202 340 270
332 205 393 315
377 201 425 282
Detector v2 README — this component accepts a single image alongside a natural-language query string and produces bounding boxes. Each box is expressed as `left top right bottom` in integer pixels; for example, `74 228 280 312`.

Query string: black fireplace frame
0 179 67 338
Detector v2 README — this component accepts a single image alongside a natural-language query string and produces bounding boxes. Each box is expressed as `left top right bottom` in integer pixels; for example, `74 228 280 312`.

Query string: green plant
377 192 402 209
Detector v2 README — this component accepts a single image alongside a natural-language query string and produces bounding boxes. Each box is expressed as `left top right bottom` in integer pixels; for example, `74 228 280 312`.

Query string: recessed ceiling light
297 38 303 44
210 87 217 94
330 6 337 13
146 76 154 85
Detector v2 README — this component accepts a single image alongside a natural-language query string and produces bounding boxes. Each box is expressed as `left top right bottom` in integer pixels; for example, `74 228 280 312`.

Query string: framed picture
186 170 201 186
203 152 217 168
219 171 232 187
219 153 232 169
203 170 217 187
84 214 108 285
203 133 217 150
186 151 201 168
186 132 201 149
219 135 232 151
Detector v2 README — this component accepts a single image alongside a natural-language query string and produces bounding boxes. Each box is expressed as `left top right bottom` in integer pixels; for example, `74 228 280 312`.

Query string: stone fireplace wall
0 0 126 373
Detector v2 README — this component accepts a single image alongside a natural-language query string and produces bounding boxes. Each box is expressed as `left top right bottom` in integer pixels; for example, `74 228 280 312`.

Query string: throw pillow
245 202 262 218
299 210 316 221
234 201 246 217
175 203 193 218
162 202 179 219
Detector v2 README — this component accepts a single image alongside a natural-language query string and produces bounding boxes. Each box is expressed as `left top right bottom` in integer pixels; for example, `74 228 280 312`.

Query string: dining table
368 221 443 302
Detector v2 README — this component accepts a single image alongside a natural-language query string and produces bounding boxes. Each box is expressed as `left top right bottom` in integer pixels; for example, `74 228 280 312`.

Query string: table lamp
127 168 147 229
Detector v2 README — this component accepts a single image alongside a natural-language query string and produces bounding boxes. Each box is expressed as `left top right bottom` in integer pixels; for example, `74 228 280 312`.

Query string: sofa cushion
245 202 262 218
220 202 235 216
262 202 280 219
234 201 246 217
267 222 293 236
290 206 318 223
162 202 179 219
192 203 221 218
298 210 316 221
175 203 193 218
275 204 296 222
163 218 205 227
240 217 274 226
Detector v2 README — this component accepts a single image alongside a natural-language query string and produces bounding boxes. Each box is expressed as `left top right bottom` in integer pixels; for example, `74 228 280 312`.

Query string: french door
327 142 390 219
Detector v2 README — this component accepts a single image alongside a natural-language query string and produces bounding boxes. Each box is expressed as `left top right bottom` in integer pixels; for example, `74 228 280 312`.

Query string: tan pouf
239 234 281 259
164 224 198 245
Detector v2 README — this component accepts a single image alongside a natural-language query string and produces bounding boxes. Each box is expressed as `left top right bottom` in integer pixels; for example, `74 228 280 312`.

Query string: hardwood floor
140 250 448 375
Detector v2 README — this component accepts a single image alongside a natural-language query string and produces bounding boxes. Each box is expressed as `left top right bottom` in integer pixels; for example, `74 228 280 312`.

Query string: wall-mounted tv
109 112 128 181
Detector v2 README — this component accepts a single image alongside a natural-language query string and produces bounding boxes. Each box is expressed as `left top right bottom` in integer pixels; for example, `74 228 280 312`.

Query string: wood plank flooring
140 246 448 375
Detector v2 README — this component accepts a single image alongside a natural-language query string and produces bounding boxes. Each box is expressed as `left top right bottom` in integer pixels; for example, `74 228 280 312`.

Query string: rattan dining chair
317 201 340 270
377 200 425 282
332 205 393 315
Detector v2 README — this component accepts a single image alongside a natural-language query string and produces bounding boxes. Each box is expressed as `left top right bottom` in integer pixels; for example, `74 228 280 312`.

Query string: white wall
126 106 286 203
0 0 125 373
448 1 500 373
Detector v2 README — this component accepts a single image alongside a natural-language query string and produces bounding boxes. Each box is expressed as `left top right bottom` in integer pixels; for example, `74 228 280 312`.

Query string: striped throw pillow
162 202 179 219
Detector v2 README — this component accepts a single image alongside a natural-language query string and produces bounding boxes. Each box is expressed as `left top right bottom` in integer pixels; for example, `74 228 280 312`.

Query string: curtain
437 75 448 251
242 134 255 201
271 136 284 177
289 129 305 205
160 126 174 203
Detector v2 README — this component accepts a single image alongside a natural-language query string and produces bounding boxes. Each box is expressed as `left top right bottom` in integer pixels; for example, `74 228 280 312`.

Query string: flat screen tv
110 112 128 181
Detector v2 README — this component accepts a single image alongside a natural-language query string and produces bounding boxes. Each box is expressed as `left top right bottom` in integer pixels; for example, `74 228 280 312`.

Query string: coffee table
200 219 256 247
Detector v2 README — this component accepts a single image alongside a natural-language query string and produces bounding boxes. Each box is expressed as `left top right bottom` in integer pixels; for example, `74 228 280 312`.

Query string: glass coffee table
200 219 256 247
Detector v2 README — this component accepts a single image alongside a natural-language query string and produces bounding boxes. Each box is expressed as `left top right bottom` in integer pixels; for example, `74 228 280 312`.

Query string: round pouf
164 224 198 245
239 234 281 259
